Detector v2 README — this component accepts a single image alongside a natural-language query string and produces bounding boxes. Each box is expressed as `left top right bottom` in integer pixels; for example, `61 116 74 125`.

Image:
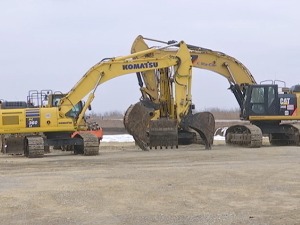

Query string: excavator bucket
149 119 178 149
180 112 215 149
3 136 24 154
124 103 215 150
123 102 153 150
124 103 178 150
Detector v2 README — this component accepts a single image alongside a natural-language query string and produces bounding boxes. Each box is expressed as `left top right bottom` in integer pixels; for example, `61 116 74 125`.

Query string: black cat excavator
125 35 300 148
0 40 214 157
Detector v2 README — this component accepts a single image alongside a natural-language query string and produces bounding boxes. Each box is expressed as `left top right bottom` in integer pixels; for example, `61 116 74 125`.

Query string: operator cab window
53 98 61 106
248 85 278 116
250 87 265 114
267 86 275 107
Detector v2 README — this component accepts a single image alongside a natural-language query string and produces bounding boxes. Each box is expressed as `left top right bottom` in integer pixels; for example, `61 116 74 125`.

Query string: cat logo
280 98 290 105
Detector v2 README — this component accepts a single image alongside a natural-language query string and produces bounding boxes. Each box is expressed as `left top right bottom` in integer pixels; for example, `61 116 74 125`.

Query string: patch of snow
214 127 228 136
214 135 225 141
102 134 135 142
102 134 225 142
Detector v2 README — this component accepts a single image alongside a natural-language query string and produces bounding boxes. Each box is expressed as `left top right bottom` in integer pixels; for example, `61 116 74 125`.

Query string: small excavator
0 40 214 157
0 90 103 154
125 35 300 148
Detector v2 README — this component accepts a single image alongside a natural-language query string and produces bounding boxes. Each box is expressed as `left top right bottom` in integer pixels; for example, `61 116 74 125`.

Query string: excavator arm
130 35 257 109
59 42 190 119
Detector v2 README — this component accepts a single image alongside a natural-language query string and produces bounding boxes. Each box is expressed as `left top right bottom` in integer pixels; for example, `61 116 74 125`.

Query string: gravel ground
0 141 299 225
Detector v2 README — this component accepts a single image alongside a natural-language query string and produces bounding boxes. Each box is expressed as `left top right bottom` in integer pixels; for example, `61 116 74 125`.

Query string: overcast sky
1 0 300 113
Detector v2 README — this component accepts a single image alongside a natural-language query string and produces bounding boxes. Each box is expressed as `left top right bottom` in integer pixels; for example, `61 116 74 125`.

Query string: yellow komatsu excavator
0 40 215 157
125 35 300 148
0 90 104 153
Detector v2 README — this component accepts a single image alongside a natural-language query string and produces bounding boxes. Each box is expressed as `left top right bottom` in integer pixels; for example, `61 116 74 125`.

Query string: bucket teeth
124 103 215 150
149 119 178 149
180 112 215 149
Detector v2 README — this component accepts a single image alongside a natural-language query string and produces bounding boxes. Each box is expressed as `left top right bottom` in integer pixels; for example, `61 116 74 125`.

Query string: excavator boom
131 35 257 109
59 43 182 117
132 35 256 86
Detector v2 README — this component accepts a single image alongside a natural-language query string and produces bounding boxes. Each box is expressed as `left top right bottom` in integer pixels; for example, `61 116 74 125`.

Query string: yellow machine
0 40 215 157
125 35 300 147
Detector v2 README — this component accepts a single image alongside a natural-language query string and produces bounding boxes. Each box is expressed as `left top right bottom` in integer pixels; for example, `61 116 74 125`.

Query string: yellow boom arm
59 41 192 124
130 35 258 109
131 35 256 86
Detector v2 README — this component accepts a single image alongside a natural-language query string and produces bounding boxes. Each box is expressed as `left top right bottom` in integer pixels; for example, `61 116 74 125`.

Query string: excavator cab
47 93 84 119
26 90 85 119
242 84 298 120
242 84 280 119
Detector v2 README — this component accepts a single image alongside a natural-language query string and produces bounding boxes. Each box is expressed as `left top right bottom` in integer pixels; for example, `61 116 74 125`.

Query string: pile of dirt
95 119 126 135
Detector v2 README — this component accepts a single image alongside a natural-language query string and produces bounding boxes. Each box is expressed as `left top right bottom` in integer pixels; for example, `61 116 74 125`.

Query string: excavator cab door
242 84 280 118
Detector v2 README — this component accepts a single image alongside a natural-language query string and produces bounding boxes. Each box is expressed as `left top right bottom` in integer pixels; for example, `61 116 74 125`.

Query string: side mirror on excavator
88 105 92 111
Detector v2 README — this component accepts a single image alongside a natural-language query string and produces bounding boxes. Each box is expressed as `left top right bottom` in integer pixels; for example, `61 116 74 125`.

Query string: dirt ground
0 140 299 225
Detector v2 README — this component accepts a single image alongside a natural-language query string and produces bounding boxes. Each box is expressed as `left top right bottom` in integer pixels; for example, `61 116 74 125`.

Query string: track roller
73 132 99 155
24 136 45 158
225 124 262 148
269 123 300 146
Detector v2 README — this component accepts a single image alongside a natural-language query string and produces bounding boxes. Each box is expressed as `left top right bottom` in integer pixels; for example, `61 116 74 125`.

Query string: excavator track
24 136 45 158
73 132 99 156
269 123 300 146
225 124 262 148
123 102 152 150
